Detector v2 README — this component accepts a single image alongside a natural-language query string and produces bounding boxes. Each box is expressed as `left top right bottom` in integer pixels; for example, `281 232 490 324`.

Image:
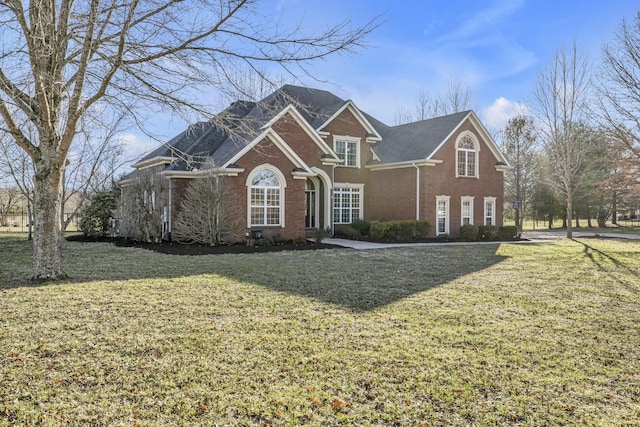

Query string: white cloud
480 97 530 132
117 132 156 165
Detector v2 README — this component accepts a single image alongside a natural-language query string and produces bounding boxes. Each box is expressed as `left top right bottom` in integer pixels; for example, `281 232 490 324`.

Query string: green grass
1 237 639 425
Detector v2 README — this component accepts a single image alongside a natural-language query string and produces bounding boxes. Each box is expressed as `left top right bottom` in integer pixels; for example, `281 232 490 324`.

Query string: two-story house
121 85 510 241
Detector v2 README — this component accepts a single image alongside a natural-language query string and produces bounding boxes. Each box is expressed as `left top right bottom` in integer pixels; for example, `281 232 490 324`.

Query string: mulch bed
65 234 343 256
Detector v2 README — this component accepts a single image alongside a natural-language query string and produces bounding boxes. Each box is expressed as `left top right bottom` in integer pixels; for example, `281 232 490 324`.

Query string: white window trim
455 131 480 178
333 183 364 224
246 164 287 228
461 196 475 226
484 196 497 226
333 135 361 168
436 195 451 236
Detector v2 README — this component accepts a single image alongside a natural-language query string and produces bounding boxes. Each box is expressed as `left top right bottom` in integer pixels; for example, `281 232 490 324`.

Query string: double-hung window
333 137 360 167
484 197 496 226
333 185 363 224
461 196 474 225
436 195 450 235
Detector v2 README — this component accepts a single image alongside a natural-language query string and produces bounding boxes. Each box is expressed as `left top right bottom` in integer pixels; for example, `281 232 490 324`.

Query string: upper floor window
456 133 479 178
334 136 360 167
247 166 285 227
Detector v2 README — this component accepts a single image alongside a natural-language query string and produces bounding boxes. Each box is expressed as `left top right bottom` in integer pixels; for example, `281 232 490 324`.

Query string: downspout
168 178 172 240
330 164 336 235
413 163 420 220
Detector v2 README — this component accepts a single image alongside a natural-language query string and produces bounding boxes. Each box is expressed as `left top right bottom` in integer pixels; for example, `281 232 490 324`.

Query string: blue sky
122 0 639 161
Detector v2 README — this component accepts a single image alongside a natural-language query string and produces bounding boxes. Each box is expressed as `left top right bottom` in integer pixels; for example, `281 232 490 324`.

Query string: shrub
498 225 519 240
350 219 371 236
341 226 361 240
270 233 286 245
370 220 431 242
459 224 479 241
79 191 117 238
478 225 498 241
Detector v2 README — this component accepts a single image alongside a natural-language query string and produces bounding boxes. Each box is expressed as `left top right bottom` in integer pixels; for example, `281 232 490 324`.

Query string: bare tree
0 186 21 226
394 78 472 125
119 168 169 243
0 133 35 238
501 115 538 234
172 175 240 246
60 110 128 231
531 43 592 238
0 1 379 280
597 11 640 160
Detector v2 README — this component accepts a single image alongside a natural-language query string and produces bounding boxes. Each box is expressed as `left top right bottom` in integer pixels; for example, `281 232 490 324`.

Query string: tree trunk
566 198 573 239
32 160 67 281
27 198 33 241
612 192 618 225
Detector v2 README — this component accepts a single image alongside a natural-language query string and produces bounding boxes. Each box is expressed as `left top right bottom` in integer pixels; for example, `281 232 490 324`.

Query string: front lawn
1 237 639 425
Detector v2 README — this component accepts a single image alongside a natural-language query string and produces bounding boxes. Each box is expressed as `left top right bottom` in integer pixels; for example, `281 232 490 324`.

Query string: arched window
247 167 285 226
456 133 479 177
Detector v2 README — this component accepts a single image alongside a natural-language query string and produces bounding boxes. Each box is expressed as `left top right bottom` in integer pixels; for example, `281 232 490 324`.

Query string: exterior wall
227 137 305 242
367 166 418 221
321 108 374 184
422 122 504 236
271 113 326 167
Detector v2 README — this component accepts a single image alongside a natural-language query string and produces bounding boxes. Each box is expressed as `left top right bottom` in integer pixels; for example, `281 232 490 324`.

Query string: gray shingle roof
372 111 471 163
130 85 472 173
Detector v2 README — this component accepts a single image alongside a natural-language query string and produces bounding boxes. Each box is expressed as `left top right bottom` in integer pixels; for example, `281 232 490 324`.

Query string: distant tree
501 115 538 234
394 78 473 125
531 43 592 238
597 11 640 160
0 187 20 227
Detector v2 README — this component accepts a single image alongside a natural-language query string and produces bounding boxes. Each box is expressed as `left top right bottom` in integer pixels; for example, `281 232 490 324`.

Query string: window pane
251 207 264 225
266 207 279 225
458 151 466 176
467 152 476 176
346 142 357 166
335 141 345 162
252 170 279 187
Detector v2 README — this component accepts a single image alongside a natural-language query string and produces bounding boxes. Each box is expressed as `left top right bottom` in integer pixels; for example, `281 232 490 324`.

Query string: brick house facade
121 85 510 241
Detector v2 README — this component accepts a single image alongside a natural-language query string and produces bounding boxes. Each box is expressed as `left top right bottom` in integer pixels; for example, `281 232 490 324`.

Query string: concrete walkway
322 231 640 250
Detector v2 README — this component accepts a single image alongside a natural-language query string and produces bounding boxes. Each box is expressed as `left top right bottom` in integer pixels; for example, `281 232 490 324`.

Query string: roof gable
223 128 313 174
318 100 382 142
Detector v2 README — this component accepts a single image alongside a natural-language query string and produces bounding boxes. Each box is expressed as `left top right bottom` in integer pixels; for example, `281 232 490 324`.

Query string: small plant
270 233 286 245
